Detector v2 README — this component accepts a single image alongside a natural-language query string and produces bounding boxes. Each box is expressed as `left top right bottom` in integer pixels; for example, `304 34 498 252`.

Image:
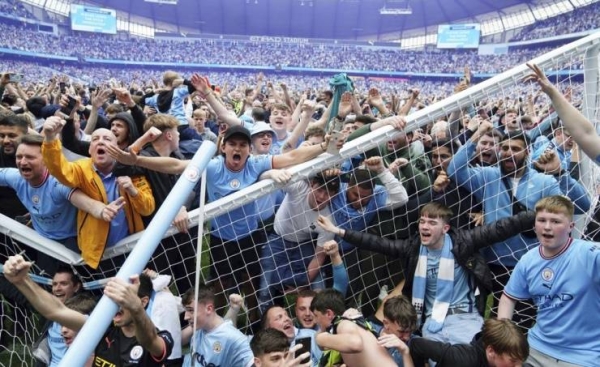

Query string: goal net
1 31 600 364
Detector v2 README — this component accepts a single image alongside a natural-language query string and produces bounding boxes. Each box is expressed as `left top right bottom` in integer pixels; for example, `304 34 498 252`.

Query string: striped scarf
412 233 455 333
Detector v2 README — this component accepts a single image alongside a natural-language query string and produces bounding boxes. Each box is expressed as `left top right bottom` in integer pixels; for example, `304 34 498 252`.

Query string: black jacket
410 332 488 367
342 211 535 301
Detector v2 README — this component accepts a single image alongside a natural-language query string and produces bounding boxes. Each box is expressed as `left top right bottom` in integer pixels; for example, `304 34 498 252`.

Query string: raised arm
103 276 168 358
525 63 600 163
105 144 189 175
3 255 86 331
190 74 242 127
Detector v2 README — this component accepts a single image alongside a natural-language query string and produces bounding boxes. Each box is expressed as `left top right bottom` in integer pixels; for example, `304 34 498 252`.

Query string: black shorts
209 230 265 283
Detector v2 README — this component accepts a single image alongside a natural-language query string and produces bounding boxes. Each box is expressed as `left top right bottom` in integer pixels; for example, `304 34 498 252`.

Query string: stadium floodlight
380 6 413 15
144 0 178 4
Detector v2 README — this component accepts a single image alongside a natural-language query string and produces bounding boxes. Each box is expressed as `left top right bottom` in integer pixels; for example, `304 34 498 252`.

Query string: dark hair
322 91 333 100
64 293 97 315
382 295 418 332
182 284 216 306
0 114 28 133
501 130 530 148
348 169 374 192
311 172 340 195
251 107 266 122
250 328 289 357
26 97 47 118
419 202 453 225
310 289 345 315
260 304 286 330
137 273 153 299
54 265 82 288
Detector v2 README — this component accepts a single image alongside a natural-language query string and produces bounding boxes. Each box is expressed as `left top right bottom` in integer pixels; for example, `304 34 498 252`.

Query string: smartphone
60 95 77 116
8 73 23 83
59 82 66 94
294 337 311 364
327 131 344 154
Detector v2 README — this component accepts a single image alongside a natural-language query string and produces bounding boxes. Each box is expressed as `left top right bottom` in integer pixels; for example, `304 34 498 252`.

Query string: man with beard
0 113 28 219
447 121 590 328
429 139 482 230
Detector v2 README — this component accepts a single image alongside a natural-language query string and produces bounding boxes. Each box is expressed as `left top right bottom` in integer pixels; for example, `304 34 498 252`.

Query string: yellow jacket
42 139 155 268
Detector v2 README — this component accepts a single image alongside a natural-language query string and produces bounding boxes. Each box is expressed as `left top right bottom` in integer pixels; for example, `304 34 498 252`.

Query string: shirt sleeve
151 330 174 363
0 168 20 188
503 259 531 300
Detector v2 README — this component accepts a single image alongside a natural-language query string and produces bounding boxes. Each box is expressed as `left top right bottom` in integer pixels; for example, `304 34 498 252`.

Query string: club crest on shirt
230 179 240 189
32 195 40 205
213 341 222 354
541 267 554 282
130 345 143 360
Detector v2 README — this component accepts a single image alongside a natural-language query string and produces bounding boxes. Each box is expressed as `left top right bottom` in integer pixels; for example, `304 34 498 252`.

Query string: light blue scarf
412 233 455 333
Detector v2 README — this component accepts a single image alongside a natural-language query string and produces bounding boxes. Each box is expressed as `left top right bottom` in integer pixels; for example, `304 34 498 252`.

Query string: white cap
251 121 275 137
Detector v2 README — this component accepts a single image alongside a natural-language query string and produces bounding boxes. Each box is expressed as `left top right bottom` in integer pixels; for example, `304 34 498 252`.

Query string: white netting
1 31 599 364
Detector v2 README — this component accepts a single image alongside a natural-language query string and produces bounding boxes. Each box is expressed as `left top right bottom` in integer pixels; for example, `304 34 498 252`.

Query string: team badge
541 268 554 282
213 341 222 354
230 179 240 189
32 195 40 205
184 166 200 183
130 345 143 360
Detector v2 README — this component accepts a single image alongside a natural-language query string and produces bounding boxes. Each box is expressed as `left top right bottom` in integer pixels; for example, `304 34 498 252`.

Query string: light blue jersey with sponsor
186 320 253 367
207 155 272 241
504 239 600 367
48 321 67 367
0 168 76 240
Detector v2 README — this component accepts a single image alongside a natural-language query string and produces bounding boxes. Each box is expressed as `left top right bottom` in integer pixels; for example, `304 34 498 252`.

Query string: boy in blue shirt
499 195 600 367
181 284 254 367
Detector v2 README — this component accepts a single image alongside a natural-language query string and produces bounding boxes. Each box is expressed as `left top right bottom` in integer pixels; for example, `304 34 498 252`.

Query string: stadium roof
89 0 530 39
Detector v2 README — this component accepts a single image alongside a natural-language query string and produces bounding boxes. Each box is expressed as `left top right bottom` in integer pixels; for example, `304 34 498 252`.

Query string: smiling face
89 129 117 171
266 306 295 341
16 143 46 186
0 125 23 155
295 296 315 329
252 132 273 155
52 272 80 304
269 107 291 135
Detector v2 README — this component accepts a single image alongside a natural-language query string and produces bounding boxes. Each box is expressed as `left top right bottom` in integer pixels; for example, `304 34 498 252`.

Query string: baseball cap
223 125 251 144
251 121 275 137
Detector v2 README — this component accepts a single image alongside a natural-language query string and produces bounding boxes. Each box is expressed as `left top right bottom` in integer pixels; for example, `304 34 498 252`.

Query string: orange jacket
42 139 155 268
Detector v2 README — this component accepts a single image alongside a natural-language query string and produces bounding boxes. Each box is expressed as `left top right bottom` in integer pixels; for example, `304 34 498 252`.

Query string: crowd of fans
510 1 600 41
0 21 580 74
0 2 598 366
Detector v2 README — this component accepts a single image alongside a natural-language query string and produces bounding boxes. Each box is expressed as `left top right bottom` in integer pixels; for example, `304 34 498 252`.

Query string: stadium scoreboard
70 4 117 34
437 24 481 49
